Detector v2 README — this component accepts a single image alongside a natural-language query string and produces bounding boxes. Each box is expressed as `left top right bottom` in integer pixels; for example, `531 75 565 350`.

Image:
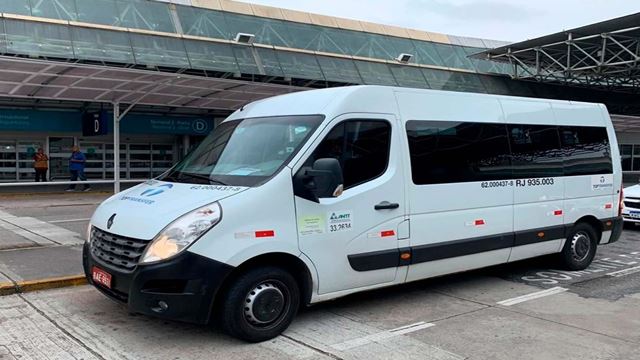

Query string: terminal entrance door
48 137 74 181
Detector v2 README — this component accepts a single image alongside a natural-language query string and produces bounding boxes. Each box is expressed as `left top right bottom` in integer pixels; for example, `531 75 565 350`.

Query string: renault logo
107 214 116 229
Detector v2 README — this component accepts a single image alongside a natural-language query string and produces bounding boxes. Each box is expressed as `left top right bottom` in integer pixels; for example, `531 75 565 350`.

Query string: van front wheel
560 223 598 270
220 266 300 342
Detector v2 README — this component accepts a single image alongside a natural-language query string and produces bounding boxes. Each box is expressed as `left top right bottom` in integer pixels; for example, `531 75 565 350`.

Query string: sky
245 0 640 42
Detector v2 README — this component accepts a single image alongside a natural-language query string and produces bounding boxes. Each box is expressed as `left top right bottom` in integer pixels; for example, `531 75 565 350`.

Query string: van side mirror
294 158 344 202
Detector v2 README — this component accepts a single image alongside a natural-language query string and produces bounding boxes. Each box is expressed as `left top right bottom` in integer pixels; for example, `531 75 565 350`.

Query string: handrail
0 179 147 187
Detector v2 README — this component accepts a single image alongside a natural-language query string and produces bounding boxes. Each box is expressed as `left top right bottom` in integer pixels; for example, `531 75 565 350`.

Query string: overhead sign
82 111 109 136
120 116 213 135
0 110 81 132
0 109 215 136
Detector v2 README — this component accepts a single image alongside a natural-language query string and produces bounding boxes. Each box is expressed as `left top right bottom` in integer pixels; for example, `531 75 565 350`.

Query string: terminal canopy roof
476 13 640 93
0 56 300 111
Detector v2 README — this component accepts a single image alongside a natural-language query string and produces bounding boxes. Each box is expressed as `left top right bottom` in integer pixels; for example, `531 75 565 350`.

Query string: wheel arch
212 252 314 322
573 215 603 241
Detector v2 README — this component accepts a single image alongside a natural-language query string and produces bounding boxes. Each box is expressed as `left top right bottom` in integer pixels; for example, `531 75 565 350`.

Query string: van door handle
375 201 400 210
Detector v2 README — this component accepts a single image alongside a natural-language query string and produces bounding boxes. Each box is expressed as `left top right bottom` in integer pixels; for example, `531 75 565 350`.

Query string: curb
0 275 87 296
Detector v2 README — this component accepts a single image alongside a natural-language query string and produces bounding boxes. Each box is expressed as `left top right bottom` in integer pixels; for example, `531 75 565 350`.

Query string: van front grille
90 228 150 272
624 201 640 210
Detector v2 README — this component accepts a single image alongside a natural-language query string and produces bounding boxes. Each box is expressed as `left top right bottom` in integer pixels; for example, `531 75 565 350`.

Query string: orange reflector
381 230 395 237
400 253 411 260
554 210 563 216
537 232 545 238
255 230 275 238
474 219 485 226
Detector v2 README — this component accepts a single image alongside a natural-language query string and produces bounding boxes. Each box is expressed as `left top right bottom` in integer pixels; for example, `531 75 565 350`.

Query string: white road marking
607 265 640 277
0 219 53 246
3 217 83 245
330 321 435 351
389 321 436 335
0 210 17 220
0 211 83 246
497 287 568 306
287 311 462 359
48 218 91 224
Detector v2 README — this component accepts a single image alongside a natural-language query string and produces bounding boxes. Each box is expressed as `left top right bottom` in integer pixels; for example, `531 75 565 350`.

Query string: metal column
182 135 190 157
113 103 121 193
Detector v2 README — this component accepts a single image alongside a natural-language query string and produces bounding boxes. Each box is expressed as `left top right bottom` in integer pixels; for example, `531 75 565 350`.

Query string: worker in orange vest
33 148 49 182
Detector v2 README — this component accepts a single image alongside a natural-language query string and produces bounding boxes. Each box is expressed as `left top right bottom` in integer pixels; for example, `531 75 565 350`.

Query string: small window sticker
327 210 353 233
298 215 325 236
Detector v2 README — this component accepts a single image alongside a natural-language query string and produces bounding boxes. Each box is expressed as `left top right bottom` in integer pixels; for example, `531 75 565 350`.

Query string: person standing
66 146 91 192
33 148 49 182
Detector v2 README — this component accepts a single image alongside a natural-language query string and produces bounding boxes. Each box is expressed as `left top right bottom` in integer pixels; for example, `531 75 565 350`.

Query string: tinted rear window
406 121 612 185
559 126 613 176
508 124 563 178
406 121 512 185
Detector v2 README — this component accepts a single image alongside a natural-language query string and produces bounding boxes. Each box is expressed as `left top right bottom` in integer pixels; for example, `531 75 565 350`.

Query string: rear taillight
619 184 624 216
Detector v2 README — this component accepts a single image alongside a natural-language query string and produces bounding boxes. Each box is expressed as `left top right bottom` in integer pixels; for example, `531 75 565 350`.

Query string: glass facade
30 0 78 21
0 137 178 182
4 19 74 58
0 14 526 93
129 33 190 68
0 0 509 74
70 26 135 63
619 144 640 172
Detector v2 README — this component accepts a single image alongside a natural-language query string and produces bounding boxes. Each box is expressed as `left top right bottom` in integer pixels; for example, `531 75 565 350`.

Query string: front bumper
622 209 640 223
83 243 234 324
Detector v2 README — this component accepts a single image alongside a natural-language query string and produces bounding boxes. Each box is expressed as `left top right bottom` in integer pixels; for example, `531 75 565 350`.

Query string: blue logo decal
140 184 174 197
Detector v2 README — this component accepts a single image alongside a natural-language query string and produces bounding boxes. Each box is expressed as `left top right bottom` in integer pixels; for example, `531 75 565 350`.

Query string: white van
83 86 623 342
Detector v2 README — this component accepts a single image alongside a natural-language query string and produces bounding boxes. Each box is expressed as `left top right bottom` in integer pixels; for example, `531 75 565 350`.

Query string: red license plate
92 266 112 289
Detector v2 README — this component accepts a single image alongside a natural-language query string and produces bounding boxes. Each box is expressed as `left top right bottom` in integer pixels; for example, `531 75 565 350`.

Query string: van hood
91 180 248 240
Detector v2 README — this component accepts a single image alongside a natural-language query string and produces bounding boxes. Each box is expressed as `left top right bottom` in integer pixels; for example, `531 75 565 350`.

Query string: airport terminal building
0 0 639 184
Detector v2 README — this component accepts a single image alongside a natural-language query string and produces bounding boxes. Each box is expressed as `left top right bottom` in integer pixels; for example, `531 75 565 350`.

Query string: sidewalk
0 245 86 295
0 193 109 295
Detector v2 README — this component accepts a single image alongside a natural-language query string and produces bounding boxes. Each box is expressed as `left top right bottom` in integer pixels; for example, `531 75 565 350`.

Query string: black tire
559 223 598 270
219 266 300 342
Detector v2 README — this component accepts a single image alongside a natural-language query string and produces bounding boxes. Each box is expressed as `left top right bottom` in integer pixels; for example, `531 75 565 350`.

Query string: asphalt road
0 195 639 359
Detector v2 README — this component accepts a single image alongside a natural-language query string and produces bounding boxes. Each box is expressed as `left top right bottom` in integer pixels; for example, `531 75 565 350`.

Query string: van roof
225 85 605 123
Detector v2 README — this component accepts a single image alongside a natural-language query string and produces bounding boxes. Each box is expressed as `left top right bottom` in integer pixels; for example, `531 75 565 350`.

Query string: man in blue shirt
66 146 91 192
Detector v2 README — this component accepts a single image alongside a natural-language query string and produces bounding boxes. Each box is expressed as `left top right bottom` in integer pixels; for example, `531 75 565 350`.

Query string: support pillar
182 135 190 157
113 103 121 194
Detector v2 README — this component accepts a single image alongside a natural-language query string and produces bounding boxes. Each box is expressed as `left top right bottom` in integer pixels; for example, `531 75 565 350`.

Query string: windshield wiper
179 172 228 186
161 174 179 183
208 179 229 186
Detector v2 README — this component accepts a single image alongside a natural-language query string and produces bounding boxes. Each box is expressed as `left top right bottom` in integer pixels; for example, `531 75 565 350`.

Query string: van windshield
160 115 324 187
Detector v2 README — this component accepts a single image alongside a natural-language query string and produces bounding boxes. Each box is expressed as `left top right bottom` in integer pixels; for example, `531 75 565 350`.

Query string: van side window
406 121 511 185
308 120 391 189
559 126 613 175
508 124 563 178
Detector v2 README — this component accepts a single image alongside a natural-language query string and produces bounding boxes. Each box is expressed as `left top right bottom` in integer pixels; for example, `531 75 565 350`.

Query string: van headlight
140 202 222 264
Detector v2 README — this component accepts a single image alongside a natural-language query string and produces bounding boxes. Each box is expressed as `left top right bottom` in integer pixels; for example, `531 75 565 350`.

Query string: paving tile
0 245 84 282
0 227 39 250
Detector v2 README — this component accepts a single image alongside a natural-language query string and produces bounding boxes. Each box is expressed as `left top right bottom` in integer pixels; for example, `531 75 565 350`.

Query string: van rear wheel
219 266 300 342
560 223 598 270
